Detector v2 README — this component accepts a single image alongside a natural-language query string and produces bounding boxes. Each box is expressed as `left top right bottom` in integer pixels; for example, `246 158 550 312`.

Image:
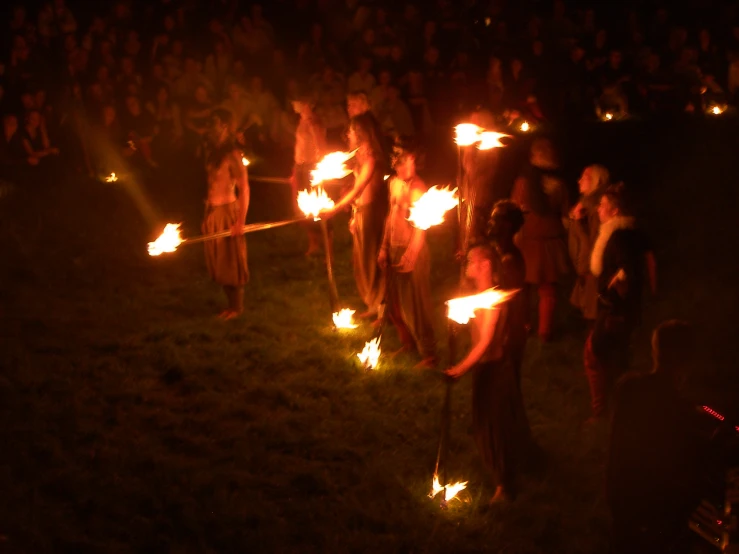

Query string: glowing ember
148 223 183 256
105 172 118 182
242 157 250 166
383 174 390 180
430 474 468 502
603 112 614 121
454 123 483 146
297 187 334 220
407 185 459 230
519 121 530 132
478 131 509 150
446 288 518 325
310 150 356 185
332 309 358 329
357 337 381 369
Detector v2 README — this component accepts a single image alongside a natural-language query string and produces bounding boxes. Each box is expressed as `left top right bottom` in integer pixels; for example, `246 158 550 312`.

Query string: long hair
349 112 387 172
603 181 631 215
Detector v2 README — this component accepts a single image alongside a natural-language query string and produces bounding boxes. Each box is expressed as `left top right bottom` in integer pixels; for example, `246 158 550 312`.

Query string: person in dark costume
446 201 533 504
568 164 610 323
511 138 569 342
584 182 652 420
607 320 704 554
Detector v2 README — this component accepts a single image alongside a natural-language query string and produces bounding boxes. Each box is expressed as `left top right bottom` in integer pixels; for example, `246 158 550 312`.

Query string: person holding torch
201 108 250 320
321 112 389 321
446 201 534 504
378 137 437 368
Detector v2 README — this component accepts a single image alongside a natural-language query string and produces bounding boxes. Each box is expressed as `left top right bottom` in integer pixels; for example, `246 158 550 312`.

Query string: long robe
471 246 532 491
568 189 602 320
352 153 388 314
202 202 249 287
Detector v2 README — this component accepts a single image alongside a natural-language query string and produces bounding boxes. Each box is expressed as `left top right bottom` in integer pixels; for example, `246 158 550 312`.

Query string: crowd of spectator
0 0 737 181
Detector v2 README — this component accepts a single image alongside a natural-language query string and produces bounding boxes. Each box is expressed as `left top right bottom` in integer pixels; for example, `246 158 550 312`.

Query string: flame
357 337 381 369
105 172 118 182
310 150 356 185
478 131 509 150
383 174 390 180
332 309 358 329
603 112 613 121
708 104 726 115
446 288 518 325
519 121 530 132
430 474 468 502
407 185 459 230
242 157 250 166
297 187 335 220
148 223 183 256
454 123 483 146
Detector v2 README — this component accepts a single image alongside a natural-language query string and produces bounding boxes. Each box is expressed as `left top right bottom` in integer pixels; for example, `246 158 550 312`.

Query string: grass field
1 118 737 553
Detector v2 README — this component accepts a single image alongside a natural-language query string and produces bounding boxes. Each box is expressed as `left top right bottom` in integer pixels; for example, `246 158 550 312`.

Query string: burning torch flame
105 172 118 182
242 157 250 166
357 337 381 369
603 112 614 121
297 188 335 220
430 474 468 502
148 223 183 256
519 121 530 132
708 104 726 115
454 123 484 146
332 309 358 329
310 150 356 185
407 185 459 230
446 288 519 325
478 131 510 150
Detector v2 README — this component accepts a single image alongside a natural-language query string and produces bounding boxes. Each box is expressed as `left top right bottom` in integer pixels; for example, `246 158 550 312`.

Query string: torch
147 219 301 256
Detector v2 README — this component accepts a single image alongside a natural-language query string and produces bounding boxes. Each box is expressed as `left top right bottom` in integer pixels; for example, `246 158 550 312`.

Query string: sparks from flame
332 309 358 329
310 150 356 186
478 131 510 150
454 123 484 146
446 288 519 325
242 157 250 166
105 172 118 182
407 185 459 230
148 223 183 256
297 187 335 220
520 121 530 132
430 474 468 502
357 337 381 369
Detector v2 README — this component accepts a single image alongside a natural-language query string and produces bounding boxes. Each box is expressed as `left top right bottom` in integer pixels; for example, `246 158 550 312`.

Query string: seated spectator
21 110 59 163
380 85 414 139
204 40 233 93
243 75 280 142
184 85 214 155
173 56 214 103
146 85 183 152
347 55 376 95
121 95 157 167
0 113 36 167
370 69 392 116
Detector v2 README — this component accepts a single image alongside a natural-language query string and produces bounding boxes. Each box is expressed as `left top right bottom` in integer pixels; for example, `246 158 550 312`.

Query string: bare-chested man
378 137 436 368
202 108 249 320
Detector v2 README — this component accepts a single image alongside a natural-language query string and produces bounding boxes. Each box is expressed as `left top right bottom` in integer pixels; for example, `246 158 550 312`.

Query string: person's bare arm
445 307 500 378
230 150 250 236
325 154 375 214
395 185 426 273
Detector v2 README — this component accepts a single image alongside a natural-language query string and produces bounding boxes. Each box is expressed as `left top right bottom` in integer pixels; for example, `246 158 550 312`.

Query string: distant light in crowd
520 121 530 132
